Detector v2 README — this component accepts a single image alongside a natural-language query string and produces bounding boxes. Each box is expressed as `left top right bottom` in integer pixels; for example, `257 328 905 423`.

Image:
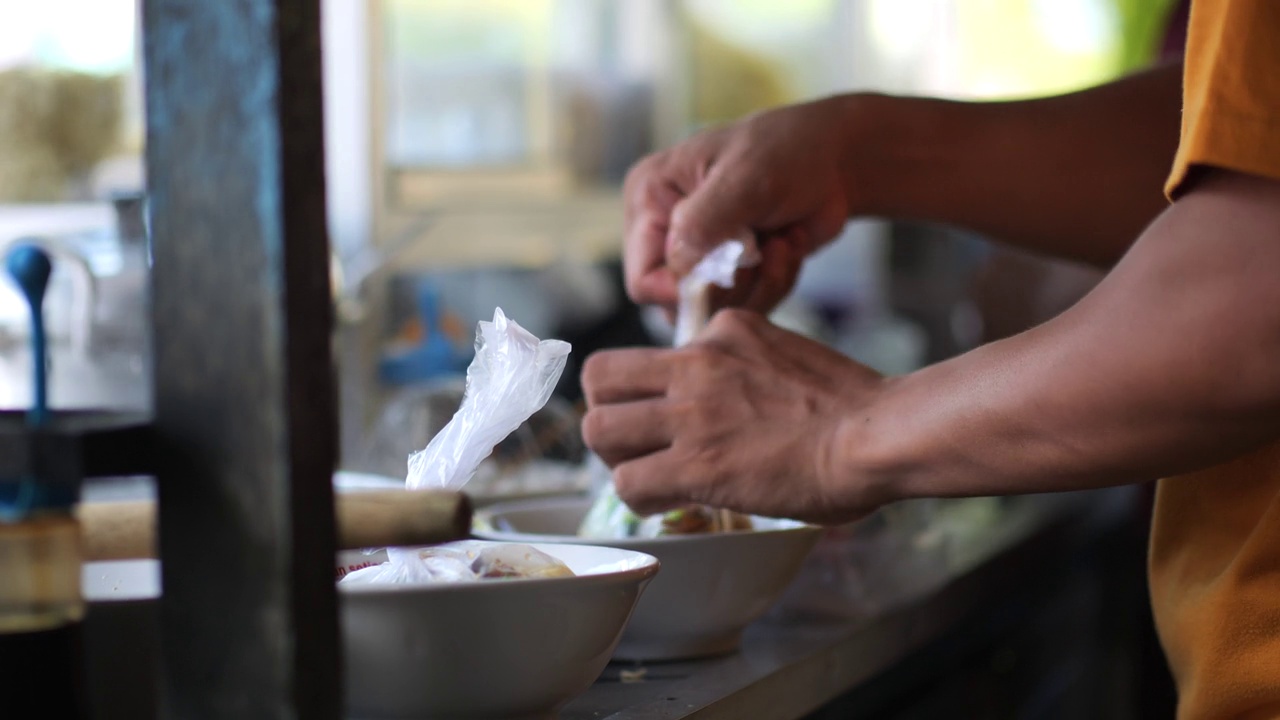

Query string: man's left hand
581 309 889 525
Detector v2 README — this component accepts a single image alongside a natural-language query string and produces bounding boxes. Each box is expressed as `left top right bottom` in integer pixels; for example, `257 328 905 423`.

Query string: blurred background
1 2 1184 716
0 0 1176 487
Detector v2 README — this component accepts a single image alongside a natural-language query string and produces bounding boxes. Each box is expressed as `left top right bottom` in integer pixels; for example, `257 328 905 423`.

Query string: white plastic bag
342 540 574 585
673 238 760 347
406 307 571 491
344 308 571 584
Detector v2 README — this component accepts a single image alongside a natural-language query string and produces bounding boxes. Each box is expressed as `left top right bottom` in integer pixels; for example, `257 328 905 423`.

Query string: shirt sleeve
1165 0 1280 198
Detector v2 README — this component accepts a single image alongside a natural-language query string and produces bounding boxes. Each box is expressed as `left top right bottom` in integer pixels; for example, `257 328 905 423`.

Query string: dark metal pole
143 0 339 717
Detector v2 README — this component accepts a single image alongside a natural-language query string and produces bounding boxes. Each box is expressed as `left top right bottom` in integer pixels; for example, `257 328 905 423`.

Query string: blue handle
6 244 53 428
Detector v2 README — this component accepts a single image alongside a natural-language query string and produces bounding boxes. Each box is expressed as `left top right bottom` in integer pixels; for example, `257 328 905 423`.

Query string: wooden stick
77 500 155 562
336 490 472 551
77 490 473 561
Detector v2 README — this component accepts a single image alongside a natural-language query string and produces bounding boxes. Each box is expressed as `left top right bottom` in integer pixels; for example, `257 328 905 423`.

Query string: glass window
0 0 142 203
385 0 556 169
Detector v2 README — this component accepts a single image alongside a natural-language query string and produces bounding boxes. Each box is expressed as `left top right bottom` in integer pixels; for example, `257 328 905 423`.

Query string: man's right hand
622 96 865 317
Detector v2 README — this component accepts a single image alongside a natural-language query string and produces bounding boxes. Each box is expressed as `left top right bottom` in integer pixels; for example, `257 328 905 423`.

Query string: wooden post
142 0 339 717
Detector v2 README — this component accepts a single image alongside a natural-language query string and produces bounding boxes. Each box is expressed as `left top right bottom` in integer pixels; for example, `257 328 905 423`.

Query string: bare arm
625 64 1183 313
843 170 1280 508
849 63 1183 266
583 171 1280 523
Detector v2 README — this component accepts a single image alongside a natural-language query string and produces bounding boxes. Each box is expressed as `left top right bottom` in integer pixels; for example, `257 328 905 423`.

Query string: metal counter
562 487 1139 720
82 484 1143 720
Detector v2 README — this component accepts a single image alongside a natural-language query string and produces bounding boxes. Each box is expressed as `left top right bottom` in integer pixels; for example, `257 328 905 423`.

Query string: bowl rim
474 495 822 548
332 469 589 506
337 540 660 596
85 543 660 601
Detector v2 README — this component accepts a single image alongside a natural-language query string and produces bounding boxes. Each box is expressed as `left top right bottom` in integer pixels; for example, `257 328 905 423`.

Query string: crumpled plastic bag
342 308 571 584
673 238 760 346
407 308 571 491
342 540 574 585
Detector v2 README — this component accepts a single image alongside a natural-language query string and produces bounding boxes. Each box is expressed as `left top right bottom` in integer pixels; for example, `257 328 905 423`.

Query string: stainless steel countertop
81 485 1136 720
561 488 1136 720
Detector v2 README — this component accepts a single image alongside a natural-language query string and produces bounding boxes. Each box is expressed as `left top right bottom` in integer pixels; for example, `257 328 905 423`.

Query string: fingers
742 235 804 313
667 165 765 275
634 267 678 315
581 349 672 406
581 399 673 467
700 306 771 345
623 162 684 308
612 449 686 516
621 134 811 317
703 235 804 315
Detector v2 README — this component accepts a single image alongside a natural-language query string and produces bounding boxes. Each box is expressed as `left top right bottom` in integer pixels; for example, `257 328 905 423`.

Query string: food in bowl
477 496 822 661
578 482 753 538
340 540 574 584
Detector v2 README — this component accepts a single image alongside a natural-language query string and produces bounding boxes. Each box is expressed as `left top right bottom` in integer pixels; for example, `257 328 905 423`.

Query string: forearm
842 63 1183 267
841 171 1280 504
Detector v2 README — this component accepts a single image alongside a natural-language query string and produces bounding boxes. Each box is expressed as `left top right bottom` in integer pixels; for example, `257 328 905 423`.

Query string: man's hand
581 309 888 525
624 65 1181 319
623 98 859 317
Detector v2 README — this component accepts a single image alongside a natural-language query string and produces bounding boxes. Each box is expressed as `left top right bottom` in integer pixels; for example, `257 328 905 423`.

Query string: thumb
666 167 761 276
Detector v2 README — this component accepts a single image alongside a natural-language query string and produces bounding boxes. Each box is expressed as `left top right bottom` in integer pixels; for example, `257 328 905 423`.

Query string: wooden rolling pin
77 490 473 561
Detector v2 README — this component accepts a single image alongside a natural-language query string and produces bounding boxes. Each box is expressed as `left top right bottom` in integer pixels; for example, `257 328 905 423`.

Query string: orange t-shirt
1154 1 1280 718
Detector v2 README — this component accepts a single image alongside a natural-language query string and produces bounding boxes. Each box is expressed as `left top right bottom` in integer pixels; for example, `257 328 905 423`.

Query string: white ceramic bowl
475 496 822 661
341 541 657 719
85 542 658 720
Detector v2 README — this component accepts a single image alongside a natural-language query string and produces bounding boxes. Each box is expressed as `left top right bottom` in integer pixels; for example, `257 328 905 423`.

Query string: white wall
322 0 374 261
